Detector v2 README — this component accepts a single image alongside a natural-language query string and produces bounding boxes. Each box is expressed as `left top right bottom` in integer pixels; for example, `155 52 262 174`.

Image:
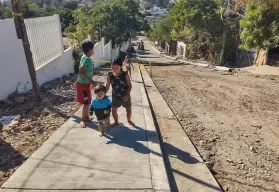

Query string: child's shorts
97 115 110 122
112 97 131 108
76 82 92 105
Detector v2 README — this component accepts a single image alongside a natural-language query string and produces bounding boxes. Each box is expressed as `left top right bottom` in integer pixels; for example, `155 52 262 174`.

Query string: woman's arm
126 73 132 94
129 60 134 70
123 73 132 101
106 75 111 93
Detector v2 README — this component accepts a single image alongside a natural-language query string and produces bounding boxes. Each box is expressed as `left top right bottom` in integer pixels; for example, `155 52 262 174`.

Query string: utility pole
99 23 102 40
11 0 41 102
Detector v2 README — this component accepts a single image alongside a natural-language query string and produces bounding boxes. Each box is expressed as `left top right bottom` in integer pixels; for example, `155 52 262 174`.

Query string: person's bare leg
126 107 133 125
98 122 104 136
128 69 132 79
112 108 119 126
105 118 111 132
80 104 89 128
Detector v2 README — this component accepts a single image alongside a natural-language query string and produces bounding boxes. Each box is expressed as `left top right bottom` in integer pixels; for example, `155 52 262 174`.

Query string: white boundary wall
91 38 116 67
0 19 32 100
0 18 125 100
36 47 74 87
25 14 64 69
0 19 74 100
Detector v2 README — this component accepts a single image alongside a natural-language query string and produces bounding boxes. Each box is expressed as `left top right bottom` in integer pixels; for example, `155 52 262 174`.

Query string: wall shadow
0 138 26 185
0 138 25 172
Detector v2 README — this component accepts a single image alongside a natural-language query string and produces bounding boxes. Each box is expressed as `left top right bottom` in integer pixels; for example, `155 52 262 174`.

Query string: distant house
147 6 169 15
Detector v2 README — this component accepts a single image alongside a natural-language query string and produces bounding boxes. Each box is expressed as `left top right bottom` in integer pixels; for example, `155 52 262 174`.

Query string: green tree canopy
170 0 223 41
169 0 225 62
69 0 150 46
21 0 42 18
240 0 279 50
63 0 78 10
149 17 172 42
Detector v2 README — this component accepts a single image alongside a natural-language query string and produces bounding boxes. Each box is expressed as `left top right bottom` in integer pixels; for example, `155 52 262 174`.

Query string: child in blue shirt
89 85 112 136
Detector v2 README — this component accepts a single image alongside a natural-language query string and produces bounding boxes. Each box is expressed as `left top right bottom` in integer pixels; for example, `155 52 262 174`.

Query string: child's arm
107 97 112 113
104 97 112 115
106 74 111 93
79 65 96 87
89 101 94 116
123 73 132 101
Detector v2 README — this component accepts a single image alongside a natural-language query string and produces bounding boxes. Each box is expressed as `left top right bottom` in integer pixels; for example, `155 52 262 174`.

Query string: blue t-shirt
89 96 112 120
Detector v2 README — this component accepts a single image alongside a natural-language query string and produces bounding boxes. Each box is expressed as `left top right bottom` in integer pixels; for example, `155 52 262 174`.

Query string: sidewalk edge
137 65 171 191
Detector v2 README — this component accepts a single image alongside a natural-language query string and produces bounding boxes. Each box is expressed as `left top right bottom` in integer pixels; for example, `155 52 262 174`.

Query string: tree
70 7 98 44
69 0 150 46
59 8 75 32
44 0 52 7
170 0 224 62
22 0 42 18
0 1 12 19
149 17 172 42
240 0 279 64
142 0 151 10
167 2 174 10
156 0 164 7
63 1 78 10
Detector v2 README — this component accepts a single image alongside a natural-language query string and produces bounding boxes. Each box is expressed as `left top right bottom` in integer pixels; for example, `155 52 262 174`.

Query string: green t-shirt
77 54 93 84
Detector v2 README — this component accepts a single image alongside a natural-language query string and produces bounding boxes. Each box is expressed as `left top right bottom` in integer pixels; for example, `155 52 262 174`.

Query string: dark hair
81 40 94 54
94 84 106 94
125 54 132 59
111 56 123 66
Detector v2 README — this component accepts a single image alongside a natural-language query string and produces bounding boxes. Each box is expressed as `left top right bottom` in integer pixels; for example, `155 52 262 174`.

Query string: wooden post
149 61 152 78
219 30 226 66
11 0 41 102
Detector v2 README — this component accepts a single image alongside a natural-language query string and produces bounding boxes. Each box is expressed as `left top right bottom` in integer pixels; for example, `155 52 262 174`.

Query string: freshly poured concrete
1 69 170 191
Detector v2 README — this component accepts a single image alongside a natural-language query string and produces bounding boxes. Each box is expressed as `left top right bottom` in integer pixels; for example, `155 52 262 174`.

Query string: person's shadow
104 124 150 154
72 115 199 164
103 124 199 164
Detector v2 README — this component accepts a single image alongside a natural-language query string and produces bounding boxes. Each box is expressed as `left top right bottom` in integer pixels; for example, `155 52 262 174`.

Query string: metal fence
24 14 64 69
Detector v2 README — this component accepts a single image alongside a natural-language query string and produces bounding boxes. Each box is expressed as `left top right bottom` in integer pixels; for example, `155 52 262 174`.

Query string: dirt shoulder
150 64 279 192
138 36 279 192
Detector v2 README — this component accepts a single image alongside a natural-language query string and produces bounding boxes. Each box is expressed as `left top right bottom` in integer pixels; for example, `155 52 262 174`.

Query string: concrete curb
137 64 171 191
151 45 231 72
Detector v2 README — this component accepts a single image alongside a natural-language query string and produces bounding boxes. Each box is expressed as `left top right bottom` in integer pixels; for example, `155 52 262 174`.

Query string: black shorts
95 109 110 122
112 97 131 108
96 115 110 122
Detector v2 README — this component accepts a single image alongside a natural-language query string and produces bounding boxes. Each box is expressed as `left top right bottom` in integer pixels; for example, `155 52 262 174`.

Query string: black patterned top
108 71 129 100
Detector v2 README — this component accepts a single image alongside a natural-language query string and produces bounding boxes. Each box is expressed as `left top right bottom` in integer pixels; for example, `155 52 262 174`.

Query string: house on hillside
147 6 169 15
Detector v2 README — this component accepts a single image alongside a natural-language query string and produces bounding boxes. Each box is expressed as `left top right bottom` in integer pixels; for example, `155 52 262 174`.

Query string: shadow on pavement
104 125 150 154
72 115 199 166
140 60 186 67
173 169 222 192
0 138 26 178
163 142 199 164
140 56 160 59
